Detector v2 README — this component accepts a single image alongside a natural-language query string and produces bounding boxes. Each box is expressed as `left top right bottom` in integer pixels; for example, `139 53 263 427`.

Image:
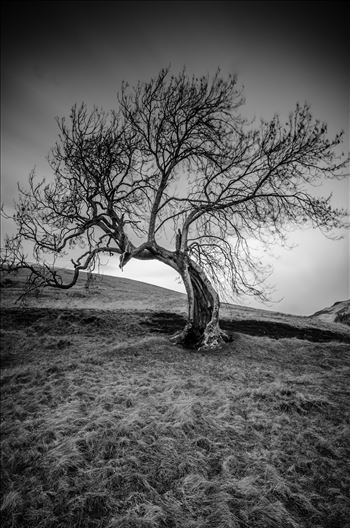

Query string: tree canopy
1 68 348 348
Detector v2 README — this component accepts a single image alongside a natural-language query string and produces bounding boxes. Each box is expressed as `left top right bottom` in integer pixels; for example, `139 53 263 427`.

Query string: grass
1 305 350 528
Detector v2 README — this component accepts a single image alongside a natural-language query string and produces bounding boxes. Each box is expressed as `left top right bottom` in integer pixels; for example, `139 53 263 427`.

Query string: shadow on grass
141 311 350 344
1 307 350 347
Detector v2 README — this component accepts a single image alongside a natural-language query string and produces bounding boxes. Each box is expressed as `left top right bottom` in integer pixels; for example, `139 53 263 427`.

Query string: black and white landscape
1 269 350 526
1 1 349 527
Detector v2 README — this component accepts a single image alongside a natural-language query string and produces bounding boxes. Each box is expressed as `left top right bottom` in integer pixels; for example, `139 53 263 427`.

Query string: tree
1 68 348 349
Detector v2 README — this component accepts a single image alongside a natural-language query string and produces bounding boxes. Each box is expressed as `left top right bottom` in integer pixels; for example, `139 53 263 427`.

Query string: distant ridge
312 300 350 326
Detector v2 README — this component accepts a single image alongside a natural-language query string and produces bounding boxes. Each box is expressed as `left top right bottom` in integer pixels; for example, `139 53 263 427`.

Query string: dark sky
1 1 349 313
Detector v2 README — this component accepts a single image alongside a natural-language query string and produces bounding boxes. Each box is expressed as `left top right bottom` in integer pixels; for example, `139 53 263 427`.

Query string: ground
1 270 350 528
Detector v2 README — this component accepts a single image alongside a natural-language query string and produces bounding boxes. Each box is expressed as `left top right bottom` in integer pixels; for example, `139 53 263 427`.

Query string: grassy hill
1 269 350 527
312 300 350 326
0 268 188 313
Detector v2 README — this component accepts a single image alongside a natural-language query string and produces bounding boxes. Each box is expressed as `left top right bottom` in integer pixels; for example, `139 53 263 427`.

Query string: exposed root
198 323 231 352
170 321 231 351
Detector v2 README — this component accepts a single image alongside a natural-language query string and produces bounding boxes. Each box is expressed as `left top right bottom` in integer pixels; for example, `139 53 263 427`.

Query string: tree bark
171 257 229 350
120 243 230 350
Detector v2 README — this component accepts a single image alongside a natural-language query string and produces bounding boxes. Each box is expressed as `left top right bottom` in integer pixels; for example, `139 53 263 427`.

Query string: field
1 270 350 527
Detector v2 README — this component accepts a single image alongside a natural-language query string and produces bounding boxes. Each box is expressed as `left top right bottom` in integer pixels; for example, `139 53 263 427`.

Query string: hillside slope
312 299 350 325
1 269 350 528
1 268 350 343
0 268 187 313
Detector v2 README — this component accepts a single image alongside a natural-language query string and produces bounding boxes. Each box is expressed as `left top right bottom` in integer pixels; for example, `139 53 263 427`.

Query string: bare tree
1 68 348 349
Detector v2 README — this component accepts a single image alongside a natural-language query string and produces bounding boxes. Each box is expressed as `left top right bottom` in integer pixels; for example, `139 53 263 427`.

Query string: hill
1 268 350 528
1 267 349 342
0 268 187 312
312 299 350 326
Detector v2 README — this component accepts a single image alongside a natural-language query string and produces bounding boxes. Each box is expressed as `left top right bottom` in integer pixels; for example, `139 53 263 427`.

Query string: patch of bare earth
1 304 350 528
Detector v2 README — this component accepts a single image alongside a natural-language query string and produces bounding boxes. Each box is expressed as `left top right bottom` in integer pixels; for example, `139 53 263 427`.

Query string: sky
1 0 349 315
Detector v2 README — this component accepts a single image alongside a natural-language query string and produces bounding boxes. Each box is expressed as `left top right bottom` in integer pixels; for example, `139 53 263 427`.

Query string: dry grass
2 267 349 336
1 303 350 528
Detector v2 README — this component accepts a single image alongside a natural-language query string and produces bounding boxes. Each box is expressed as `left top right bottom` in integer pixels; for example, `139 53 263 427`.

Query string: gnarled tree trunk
121 244 229 350
171 257 229 350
